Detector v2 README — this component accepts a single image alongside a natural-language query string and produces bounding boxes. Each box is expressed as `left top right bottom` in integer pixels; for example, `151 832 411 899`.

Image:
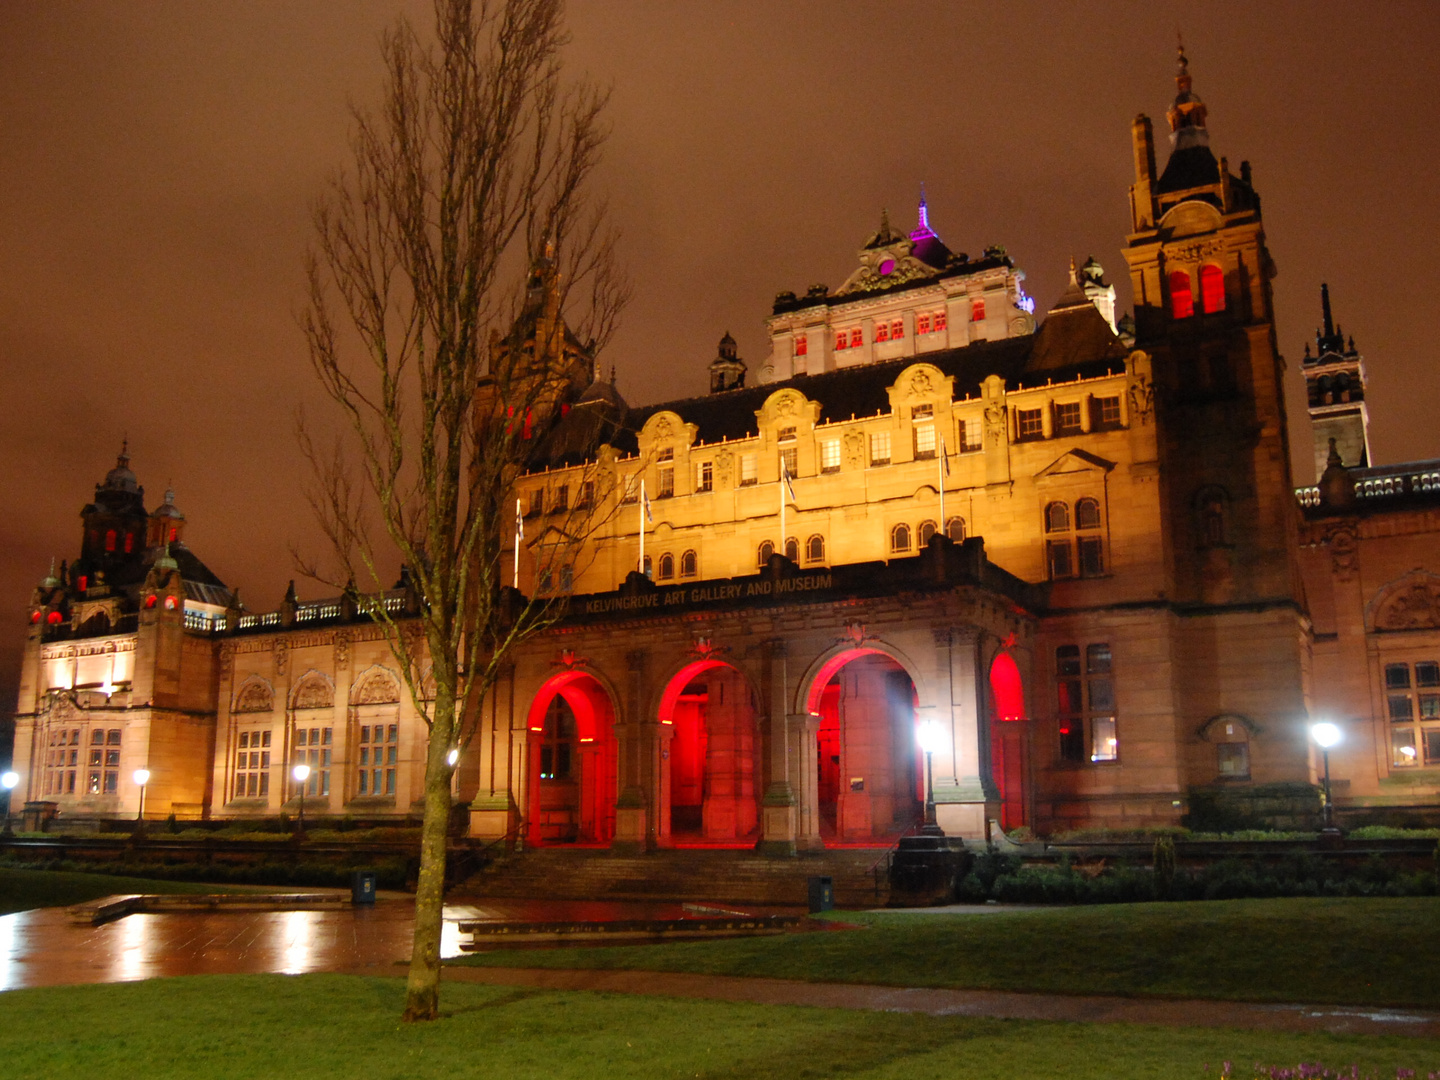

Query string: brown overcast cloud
3 1 1438 718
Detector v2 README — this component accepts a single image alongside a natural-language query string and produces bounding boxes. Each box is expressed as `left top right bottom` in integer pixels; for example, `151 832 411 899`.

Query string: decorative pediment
233 676 275 714
835 253 937 296
1369 570 1440 632
757 388 819 428
1035 448 1116 480
1197 713 1262 742
1159 200 1224 240
350 665 401 705
886 363 953 407
290 670 335 710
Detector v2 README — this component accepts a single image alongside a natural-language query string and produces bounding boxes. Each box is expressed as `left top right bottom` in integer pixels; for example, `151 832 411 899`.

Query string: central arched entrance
808 650 922 843
658 661 761 845
525 671 617 845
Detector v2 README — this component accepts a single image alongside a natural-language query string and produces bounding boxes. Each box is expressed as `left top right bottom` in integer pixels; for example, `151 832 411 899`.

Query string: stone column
758 638 797 855
612 648 651 852
791 711 823 851
933 626 995 840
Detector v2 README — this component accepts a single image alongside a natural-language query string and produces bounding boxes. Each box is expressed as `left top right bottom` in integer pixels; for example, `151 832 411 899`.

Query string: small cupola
708 332 747 393
148 487 187 547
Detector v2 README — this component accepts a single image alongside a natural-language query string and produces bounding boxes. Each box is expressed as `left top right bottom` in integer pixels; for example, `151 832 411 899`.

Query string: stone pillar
467 666 519 842
702 667 755 839
933 626 995 840
758 639 796 855
613 649 651 852
836 656 895 840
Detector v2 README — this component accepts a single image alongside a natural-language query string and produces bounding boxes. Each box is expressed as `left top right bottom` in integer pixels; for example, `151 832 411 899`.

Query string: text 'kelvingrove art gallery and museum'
11 53 1440 853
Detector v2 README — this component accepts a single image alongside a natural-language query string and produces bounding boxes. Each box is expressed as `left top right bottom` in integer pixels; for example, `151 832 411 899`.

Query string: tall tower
1122 44 1297 608
1302 283 1370 479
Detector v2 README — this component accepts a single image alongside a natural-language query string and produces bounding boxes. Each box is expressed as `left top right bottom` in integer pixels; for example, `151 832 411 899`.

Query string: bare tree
300 0 625 1021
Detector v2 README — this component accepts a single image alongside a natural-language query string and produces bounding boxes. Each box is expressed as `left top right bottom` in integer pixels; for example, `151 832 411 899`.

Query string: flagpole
513 497 522 589
779 461 786 559
938 440 946 536
639 479 646 575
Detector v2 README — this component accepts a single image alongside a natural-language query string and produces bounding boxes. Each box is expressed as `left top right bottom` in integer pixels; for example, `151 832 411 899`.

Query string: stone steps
457 846 891 908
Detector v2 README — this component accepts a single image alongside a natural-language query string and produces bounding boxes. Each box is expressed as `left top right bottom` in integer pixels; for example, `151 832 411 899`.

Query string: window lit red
891 319 904 339
970 299 985 322
835 330 848 351
77 575 87 591
47 611 62 625
934 310 947 331
1169 271 1194 319
1199 264 1225 313
168 526 178 542
105 530 116 552
917 314 930 334
30 611 41 624
145 594 157 609
875 322 890 342
794 334 807 356
123 533 134 554
848 328 863 348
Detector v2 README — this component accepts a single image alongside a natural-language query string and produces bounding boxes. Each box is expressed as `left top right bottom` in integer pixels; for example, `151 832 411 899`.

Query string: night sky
3 2 1439 718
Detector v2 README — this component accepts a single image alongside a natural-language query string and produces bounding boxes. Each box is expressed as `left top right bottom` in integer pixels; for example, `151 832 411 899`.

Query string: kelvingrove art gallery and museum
11 57 1440 852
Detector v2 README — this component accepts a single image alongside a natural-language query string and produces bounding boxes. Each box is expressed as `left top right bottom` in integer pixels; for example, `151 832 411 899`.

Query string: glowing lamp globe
446 748 459 767
916 719 944 755
1311 722 1342 750
292 764 311 784
132 769 151 787
1 771 18 791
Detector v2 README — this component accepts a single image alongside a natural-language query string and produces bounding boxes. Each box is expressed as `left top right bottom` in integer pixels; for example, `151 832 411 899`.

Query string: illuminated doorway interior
527 673 617 844
661 662 760 844
989 651 1027 830
813 652 921 843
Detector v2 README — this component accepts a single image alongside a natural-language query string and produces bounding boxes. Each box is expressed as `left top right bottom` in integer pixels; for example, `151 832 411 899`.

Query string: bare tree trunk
403 684 456 1021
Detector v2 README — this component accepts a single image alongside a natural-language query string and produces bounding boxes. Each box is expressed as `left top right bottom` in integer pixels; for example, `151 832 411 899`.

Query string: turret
1302 284 1371 479
708 332 747 393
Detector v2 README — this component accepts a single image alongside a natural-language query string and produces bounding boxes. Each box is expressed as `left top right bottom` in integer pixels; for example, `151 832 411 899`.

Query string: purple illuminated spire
909 185 936 242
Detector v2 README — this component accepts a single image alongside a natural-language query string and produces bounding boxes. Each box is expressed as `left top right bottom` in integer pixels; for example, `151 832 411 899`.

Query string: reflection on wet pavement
0 897 805 992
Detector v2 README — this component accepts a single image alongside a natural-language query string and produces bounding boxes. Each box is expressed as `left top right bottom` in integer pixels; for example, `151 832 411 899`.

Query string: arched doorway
808 650 922 843
989 651 1027 830
658 661 760 845
525 672 617 845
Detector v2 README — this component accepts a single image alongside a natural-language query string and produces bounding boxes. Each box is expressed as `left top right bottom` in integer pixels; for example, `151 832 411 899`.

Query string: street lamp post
292 764 311 838
2 771 19 836
1311 722 1343 838
133 769 150 822
916 719 945 837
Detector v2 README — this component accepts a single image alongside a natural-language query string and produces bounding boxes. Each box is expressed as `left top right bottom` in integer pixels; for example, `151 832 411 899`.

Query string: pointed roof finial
118 436 129 467
1068 255 1078 285
1166 37 1208 145
917 184 929 230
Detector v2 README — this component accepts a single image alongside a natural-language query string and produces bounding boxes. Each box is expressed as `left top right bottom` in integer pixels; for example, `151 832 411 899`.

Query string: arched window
806 534 825 562
168 526 178 543
1045 502 1070 533
757 541 774 567
945 516 966 542
1075 498 1102 531
123 533 134 554
891 524 911 552
1199 264 1225 313
658 553 674 580
540 696 577 781
105 530 117 552
918 520 937 546
784 537 799 561
47 610 62 625
680 550 697 578
642 555 653 579
1169 270 1194 319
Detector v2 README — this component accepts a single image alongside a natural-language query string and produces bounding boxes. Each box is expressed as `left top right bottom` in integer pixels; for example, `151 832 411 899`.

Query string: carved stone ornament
1373 573 1440 632
838 622 869 647
291 672 335 710
553 648 586 670
909 371 933 396
218 642 234 678
234 678 274 714
836 254 935 296
843 430 865 469
984 401 1006 447
273 640 288 677
1168 239 1225 264
334 631 351 669
653 416 674 439
773 394 798 419
1128 373 1154 424
1327 527 1359 581
715 448 734 486
689 636 729 660
351 668 400 705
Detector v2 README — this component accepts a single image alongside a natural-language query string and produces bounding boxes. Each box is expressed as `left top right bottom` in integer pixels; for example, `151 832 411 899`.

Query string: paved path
2 899 1437 1039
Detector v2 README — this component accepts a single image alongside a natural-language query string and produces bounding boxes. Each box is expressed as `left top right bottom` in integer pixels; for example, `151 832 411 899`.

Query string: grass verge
452 897 1440 1008
1 973 1437 1080
0 867 249 915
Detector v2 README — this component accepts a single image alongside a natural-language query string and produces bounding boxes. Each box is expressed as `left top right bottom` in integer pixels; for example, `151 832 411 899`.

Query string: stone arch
289 669 335 710
350 664 402 705
523 666 621 844
233 675 275 714
796 638 931 718
1367 570 1440 632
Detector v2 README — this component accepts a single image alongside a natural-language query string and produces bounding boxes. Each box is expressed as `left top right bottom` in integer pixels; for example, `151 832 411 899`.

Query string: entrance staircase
456 846 892 908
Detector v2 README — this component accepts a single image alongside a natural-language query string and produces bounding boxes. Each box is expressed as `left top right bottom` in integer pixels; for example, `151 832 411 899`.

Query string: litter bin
807 875 833 913
351 870 377 905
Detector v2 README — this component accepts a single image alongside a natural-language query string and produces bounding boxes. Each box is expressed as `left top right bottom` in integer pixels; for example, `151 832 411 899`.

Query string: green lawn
453 897 1440 1008
1 973 1436 1080
0 867 247 915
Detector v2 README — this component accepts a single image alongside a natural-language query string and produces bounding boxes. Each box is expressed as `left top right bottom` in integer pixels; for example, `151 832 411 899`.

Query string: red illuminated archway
988 651 1027 830
657 659 760 846
806 647 922 844
524 670 618 845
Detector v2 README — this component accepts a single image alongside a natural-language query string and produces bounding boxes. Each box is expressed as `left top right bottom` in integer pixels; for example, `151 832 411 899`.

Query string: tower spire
1166 38 1209 149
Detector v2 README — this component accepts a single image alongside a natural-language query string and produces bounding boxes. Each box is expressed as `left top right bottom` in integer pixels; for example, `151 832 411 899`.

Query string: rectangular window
1392 727 1418 767
1017 408 1043 440
849 328 863 348
1389 695 1414 722
820 439 841 473
960 417 982 453
914 420 935 459
891 319 904 339
780 446 798 479
740 454 757 486
1095 395 1122 428
1426 728 1440 766
916 313 930 334
934 309 947 331
1079 536 1106 577
794 334 807 356
875 321 890 342
835 330 848 351
1047 540 1074 579
1057 643 1117 765
551 484 568 513
1090 716 1118 762
1217 742 1250 778
657 466 674 499
1054 401 1082 434
970 299 985 322
235 729 271 800
696 461 713 493
869 431 891 466
1416 662 1440 687
621 473 639 504
357 723 398 797
528 488 544 516
577 480 594 508
1385 663 1411 689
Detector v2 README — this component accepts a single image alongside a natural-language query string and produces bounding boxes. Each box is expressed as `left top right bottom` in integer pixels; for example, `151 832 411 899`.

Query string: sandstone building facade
11 53 1440 847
